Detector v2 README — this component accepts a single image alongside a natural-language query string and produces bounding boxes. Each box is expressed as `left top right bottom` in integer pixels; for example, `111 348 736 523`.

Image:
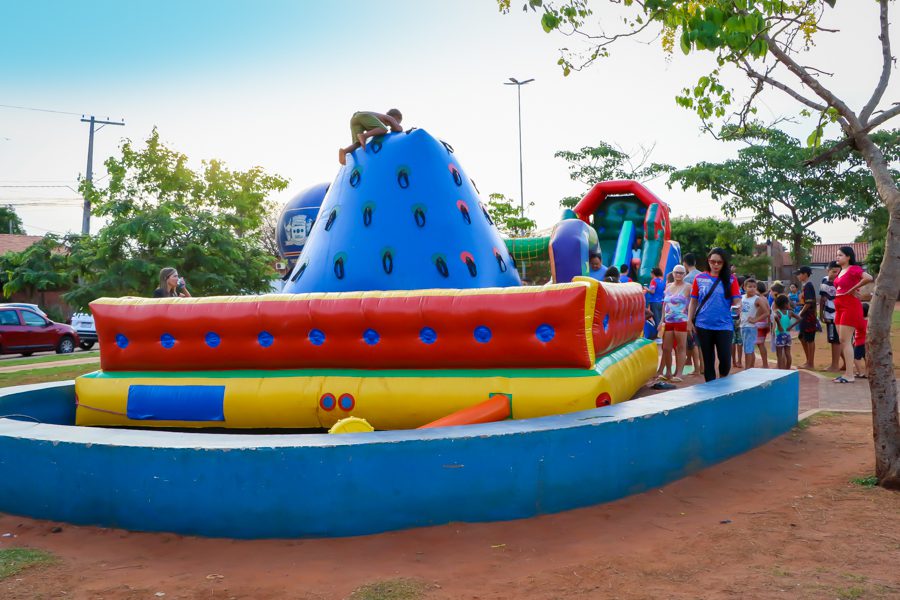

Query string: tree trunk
854 131 900 490
792 231 806 269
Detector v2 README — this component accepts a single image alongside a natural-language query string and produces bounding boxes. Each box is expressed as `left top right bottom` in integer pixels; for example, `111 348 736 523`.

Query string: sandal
857 374 868 379
833 376 854 383
657 375 668 381
671 376 683 383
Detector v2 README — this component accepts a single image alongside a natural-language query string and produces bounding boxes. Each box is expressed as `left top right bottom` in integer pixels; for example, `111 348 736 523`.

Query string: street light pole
504 77 534 222
504 77 534 280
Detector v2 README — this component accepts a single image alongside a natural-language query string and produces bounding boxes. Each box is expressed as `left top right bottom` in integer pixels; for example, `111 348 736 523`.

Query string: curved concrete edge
0 369 798 538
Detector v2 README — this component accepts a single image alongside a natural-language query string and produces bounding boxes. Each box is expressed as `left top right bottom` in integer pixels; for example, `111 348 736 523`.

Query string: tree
0 206 25 235
64 129 288 310
668 127 896 266
670 216 756 259
556 141 673 208
259 201 282 260
669 215 763 276
732 253 772 279
504 0 900 488
0 235 72 309
486 193 537 236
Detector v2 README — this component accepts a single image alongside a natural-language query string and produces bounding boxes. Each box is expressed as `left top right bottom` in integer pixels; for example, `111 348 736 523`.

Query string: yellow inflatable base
75 339 656 431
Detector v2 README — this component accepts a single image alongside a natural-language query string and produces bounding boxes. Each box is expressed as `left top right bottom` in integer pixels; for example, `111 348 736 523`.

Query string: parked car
0 303 47 318
0 306 79 356
71 312 97 350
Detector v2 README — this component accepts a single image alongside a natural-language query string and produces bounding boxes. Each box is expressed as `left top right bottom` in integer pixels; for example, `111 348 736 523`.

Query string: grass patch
851 475 879 488
349 578 428 600
0 351 98 368
0 547 56 580
836 586 867 599
795 410 842 431
0 364 99 388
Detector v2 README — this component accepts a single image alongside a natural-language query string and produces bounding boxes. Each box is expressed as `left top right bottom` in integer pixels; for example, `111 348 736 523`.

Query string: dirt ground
1 413 898 600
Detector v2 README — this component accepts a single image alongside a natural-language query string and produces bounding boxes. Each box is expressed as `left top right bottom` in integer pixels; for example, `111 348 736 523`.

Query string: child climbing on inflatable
339 109 403 165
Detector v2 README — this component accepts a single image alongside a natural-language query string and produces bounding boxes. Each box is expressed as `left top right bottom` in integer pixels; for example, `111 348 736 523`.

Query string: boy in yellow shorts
338 109 403 165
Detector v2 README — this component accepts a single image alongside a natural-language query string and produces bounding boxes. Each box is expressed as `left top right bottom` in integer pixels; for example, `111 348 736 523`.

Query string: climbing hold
205 332 221 348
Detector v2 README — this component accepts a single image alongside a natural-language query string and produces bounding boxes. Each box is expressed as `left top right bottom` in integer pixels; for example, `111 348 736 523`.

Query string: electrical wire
0 103 82 116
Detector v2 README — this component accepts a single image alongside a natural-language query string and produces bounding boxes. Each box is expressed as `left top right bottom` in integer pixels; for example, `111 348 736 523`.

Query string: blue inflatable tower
283 129 522 293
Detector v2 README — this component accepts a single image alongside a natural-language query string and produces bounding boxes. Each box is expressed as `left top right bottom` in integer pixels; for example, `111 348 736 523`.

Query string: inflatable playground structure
0 128 798 538
74 129 675 432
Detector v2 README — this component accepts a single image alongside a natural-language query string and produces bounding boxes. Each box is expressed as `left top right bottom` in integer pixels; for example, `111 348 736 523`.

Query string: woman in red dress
833 246 873 383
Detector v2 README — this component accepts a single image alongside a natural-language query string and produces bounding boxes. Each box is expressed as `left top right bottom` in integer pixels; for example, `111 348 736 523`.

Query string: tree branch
860 0 893 125
805 104 900 166
740 59 827 112
870 102 900 131
762 33 862 129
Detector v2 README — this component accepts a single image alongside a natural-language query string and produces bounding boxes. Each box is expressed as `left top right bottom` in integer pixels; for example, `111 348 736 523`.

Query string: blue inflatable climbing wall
283 129 522 293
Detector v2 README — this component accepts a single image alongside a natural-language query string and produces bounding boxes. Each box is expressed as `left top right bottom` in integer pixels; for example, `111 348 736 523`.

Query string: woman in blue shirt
687 248 742 382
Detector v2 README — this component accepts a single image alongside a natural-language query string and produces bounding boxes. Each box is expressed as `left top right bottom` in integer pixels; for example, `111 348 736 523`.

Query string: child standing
854 302 869 378
732 299 743 369
338 109 403 165
644 267 665 339
788 283 800 314
755 281 770 368
740 278 770 369
773 294 801 370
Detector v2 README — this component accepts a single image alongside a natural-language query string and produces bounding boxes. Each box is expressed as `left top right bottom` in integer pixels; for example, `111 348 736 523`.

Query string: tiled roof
780 243 870 266
0 234 47 255
810 243 869 265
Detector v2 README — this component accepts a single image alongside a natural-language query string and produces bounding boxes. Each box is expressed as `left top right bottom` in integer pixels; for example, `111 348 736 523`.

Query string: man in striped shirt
819 261 844 372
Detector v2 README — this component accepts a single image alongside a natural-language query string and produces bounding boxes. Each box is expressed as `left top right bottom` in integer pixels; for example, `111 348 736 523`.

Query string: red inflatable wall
91 282 647 372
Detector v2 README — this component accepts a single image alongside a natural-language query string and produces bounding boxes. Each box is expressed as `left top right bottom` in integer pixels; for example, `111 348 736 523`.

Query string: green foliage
851 475 879 488
668 126 894 265
865 238 884 276
669 216 756 260
554 141 673 208
64 129 288 310
732 253 771 279
0 206 25 235
486 193 537 236
0 235 72 301
856 205 888 244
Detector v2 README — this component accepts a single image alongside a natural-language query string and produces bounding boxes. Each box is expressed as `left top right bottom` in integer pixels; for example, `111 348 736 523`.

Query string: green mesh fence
504 236 550 262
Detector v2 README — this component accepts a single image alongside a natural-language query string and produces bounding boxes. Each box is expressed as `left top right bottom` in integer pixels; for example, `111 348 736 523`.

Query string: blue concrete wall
0 370 798 538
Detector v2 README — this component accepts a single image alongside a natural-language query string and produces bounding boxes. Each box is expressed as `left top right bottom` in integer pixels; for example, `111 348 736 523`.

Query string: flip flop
833 376 854 383
670 376 683 383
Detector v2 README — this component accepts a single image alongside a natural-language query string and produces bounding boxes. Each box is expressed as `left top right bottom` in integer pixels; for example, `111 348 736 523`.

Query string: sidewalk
0 356 99 374
639 365 875 415
799 368 873 413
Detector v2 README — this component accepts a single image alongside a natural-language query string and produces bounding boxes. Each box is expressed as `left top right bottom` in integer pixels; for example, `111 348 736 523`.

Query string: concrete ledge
0 369 798 538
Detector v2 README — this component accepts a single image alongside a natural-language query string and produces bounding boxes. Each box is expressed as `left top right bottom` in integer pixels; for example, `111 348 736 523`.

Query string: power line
0 103 82 116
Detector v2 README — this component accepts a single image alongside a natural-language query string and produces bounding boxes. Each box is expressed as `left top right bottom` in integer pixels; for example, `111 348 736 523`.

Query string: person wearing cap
794 266 818 369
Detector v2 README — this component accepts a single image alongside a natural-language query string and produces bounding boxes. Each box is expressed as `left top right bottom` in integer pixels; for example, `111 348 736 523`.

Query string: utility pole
81 115 124 234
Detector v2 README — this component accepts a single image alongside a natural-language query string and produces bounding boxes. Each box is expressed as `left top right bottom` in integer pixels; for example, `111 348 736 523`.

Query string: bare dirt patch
1 413 897 599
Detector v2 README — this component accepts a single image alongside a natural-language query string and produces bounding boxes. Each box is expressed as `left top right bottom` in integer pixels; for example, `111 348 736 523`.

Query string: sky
0 0 896 245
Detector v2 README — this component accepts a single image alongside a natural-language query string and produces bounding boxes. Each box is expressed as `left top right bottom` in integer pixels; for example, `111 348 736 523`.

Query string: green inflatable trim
82 339 652 381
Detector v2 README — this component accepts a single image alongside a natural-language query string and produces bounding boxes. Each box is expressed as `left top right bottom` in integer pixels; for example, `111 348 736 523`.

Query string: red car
0 306 79 356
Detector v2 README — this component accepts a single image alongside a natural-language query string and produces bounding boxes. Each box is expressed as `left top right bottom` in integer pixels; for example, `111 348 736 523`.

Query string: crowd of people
586 245 873 386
